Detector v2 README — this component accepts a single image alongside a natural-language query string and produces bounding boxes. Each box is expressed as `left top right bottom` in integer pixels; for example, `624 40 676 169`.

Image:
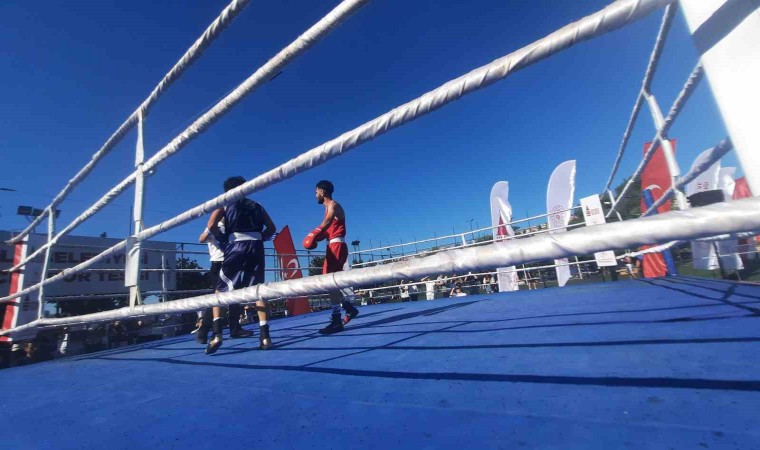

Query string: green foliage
175 257 209 292
309 256 325 276
58 296 127 316
604 175 643 221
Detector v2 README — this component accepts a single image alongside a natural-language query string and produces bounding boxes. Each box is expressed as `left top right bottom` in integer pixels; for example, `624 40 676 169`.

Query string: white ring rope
5 0 370 273
351 206 582 257
618 228 760 260
606 62 704 218
0 0 676 304
3 197 759 336
607 64 704 216
352 222 588 268
41 289 213 302
7 0 253 245
642 138 733 216
357 262 598 297
602 3 677 194
608 137 734 255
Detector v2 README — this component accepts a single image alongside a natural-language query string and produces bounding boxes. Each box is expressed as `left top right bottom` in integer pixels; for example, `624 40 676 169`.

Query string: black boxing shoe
205 334 223 355
230 329 254 339
259 324 273 350
342 305 359 325
319 314 344 335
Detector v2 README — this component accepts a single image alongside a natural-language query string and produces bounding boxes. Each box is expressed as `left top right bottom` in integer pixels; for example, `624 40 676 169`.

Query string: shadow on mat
73 303 479 360
76 298 759 358
90 354 760 392
641 278 760 314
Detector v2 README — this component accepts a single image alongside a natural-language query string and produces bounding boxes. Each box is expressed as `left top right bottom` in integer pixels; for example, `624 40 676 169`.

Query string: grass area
676 256 760 282
523 255 760 290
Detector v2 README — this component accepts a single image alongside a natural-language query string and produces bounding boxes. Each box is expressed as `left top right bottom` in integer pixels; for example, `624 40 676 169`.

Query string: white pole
606 189 625 221
36 208 55 319
160 252 167 302
680 0 760 194
127 112 146 308
642 91 688 210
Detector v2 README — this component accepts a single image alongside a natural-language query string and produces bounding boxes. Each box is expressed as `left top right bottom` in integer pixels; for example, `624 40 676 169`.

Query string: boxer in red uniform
303 180 360 334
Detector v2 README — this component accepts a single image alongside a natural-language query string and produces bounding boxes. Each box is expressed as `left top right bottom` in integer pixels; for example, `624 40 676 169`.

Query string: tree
603 175 644 221
175 257 209 293
58 296 127 317
309 256 325 276
568 211 584 225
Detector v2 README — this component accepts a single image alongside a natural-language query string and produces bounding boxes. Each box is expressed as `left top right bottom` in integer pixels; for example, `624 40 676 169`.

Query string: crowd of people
0 315 196 369
355 272 502 304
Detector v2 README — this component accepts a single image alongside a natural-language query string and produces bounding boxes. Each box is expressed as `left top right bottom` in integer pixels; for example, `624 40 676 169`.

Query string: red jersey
323 216 346 240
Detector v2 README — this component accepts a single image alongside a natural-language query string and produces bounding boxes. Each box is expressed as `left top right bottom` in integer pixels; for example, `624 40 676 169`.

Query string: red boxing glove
302 226 325 250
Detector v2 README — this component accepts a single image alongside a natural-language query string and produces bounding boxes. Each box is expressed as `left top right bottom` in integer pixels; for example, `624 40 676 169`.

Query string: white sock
259 320 268 327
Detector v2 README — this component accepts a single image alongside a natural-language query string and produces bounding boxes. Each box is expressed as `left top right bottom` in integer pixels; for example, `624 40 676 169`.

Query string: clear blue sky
0 0 736 255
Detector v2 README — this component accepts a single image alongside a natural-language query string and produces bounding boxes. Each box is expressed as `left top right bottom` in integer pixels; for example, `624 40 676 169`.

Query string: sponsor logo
281 257 301 279
549 205 565 228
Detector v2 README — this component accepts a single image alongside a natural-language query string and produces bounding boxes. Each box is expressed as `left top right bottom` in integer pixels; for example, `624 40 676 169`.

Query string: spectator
623 256 638 279
125 320 143 345
399 281 410 302
482 275 493 294
12 340 51 367
450 283 468 297
526 269 539 290
108 321 129 349
436 275 449 298
421 276 436 301
84 324 107 353
409 282 419 301
463 272 477 295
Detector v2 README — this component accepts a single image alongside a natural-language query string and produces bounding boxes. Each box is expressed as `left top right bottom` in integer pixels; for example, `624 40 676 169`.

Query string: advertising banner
272 226 310 316
490 182 519 292
546 161 576 287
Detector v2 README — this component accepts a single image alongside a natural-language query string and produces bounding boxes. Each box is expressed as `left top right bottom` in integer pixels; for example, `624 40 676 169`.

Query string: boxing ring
2 278 759 448
2 0 760 447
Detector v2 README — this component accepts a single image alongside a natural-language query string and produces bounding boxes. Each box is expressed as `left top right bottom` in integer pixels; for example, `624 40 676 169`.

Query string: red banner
639 245 668 278
272 226 311 316
1 242 26 342
732 177 752 200
731 177 758 251
641 139 677 214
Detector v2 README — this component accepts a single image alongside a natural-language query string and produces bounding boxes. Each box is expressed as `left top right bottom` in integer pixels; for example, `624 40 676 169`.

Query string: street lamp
17 206 61 234
466 219 476 243
350 240 361 264
17 206 60 218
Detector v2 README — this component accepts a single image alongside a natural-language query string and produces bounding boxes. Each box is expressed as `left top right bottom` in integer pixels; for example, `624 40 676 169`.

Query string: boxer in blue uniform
205 176 276 354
